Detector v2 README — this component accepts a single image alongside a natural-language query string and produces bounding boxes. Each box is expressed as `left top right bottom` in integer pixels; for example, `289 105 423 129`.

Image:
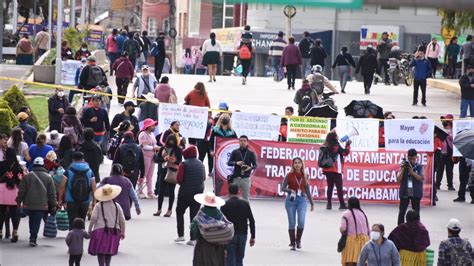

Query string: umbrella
434 126 448 140
454 129 474 159
305 105 338 119
344 100 384 119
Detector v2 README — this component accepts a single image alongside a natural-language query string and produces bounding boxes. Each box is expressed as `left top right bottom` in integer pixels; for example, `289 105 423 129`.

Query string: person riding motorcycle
306 65 339 103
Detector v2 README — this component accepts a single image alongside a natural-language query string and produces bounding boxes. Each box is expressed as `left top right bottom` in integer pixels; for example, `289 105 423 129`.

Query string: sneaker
453 198 465 202
174 236 185 242
186 240 196 246
29 240 37 247
412 103 417 106
448 187 456 191
339 204 348 210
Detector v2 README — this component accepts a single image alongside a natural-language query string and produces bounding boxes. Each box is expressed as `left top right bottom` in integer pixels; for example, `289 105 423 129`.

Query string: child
66 218 90 266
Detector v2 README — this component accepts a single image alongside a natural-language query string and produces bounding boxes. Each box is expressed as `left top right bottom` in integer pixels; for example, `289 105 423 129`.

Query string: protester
138 119 159 199
0 148 23 243
75 43 92 61
294 79 318 116
152 32 167 80
239 25 254 85
355 45 378 95
8 127 31 162
154 76 177 103
201 32 222 82
376 32 393 85
436 114 454 190
461 35 473 73
299 31 314 77
105 29 119 75
59 151 96 229
455 158 474 203
281 157 314 250
139 93 159 124
396 148 424 225
410 49 432 106
48 88 70 132
16 34 34 65
78 56 108 90
88 184 126 266
193 47 206 75
191 192 228 265
155 134 182 216
110 101 139 138
80 95 110 143
227 135 257 201
221 184 256 264
279 107 293 142
181 48 194 74
459 65 474 118
332 47 356 93
113 131 145 188
338 197 370 265
185 82 211 108
140 30 151 64
319 131 350 210
358 224 400 266
173 145 203 245
269 31 287 81
66 218 90 266
99 164 141 221
16 157 57 247
310 39 327 70
124 33 141 68
426 38 441 77
57 135 74 169
116 30 128 54
209 113 237 176
78 128 103 182
132 65 158 99
437 218 474 265
159 121 186 149
35 27 50 57
388 210 430 265
61 41 74 60
28 134 54 170
281 37 302 90
446 37 461 79
17 112 37 147
112 51 135 104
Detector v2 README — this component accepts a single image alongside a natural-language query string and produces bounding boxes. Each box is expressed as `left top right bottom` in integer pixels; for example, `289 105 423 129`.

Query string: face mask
442 121 448 127
81 48 87 52
370 231 381 241
222 119 229 125
57 91 65 97
129 108 135 115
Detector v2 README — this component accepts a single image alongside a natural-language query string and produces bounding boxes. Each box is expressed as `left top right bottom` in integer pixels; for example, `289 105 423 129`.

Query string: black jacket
48 95 69 125
153 38 166 59
80 107 110 134
78 65 107 90
78 140 103 178
109 112 139 138
228 147 257 178
298 37 314 59
221 197 256 238
114 139 145 179
310 46 327 67
460 74 474 100
356 51 378 75
332 53 356 68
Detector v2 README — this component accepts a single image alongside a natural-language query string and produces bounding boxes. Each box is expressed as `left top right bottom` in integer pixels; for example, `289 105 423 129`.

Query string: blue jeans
226 234 247 266
460 99 474 118
301 58 312 78
285 195 308 230
184 64 193 74
28 210 47 241
271 57 282 78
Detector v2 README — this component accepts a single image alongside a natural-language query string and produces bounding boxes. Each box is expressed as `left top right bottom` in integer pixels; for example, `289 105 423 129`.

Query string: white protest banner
232 112 281 141
453 119 474 156
336 118 379 151
158 103 208 139
60 60 82 85
384 119 434 152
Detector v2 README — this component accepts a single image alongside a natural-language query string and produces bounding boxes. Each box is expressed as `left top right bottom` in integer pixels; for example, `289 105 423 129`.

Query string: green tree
63 27 89 52
441 10 474 32
2 85 40 130
0 99 18 135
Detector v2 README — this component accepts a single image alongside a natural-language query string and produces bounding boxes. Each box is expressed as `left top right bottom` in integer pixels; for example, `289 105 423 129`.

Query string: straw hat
194 192 225 208
143 93 159 105
94 184 122 202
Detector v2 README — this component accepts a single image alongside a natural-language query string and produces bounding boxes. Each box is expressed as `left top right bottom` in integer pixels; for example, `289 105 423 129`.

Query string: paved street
0 74 472 265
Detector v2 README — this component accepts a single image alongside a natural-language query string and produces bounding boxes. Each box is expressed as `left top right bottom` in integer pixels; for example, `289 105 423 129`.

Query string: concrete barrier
427 78 460 96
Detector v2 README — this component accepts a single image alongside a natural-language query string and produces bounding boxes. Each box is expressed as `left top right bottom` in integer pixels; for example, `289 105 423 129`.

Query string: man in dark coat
356 45 378 95
113 131 145 188
48 88 70 132
109 101 139 137
153 32 167 80
310 39 327 70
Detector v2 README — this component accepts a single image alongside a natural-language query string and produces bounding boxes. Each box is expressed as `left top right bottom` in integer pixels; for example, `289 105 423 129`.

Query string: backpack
70 168 90 202
107 135 121 160
318 146 336 168
311 73 325 94
86 66 105 88
299 91 313 115
239 44 252 60
122 148 137 176
150 42 159 57
62 121 78 145
443 239 473 266
195 210 234 245
127 40 139 58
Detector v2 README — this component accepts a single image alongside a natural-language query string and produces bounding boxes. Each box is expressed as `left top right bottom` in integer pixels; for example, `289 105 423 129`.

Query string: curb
427 78 460 96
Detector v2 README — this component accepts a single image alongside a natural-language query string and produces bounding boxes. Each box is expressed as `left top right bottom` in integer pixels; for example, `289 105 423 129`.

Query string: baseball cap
33 157 44 166
17 112 29 121
219 102 229 110
91 94 102 100
124 101 137 108
87 56 96 62
447 218 462 231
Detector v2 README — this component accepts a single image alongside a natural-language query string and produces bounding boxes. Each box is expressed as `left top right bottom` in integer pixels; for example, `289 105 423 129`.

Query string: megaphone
340 126 359 142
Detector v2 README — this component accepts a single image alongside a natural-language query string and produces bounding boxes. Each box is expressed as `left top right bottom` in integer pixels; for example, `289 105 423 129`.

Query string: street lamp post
48 0 52 49
80 0 86 25
55 0 63 84
70 0 76 27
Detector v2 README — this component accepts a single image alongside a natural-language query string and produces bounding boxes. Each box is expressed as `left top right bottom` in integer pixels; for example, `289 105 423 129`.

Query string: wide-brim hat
194 192 225 208
144 92 159 105
141 118 158 131
94 184 122 202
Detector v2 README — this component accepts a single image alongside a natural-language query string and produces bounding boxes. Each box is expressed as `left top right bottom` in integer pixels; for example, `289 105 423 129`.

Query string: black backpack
70 168 90 202
318 146 336 168
299 90 313 115
122 148 137 176
86 66 105 88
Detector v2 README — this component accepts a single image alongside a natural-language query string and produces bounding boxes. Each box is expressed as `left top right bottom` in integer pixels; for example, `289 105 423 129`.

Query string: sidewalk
427 78 461 96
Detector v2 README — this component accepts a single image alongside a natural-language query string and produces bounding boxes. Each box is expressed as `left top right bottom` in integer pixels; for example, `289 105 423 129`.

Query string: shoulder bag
196 210 234 245
337 216 349 252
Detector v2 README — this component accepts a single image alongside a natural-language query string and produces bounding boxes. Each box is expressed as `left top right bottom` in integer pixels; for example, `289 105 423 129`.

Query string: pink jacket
340 209 370 236
425 42 440 59
154 83 176 103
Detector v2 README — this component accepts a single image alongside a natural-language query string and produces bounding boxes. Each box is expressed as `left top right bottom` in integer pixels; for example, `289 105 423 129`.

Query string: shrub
2 85 40 130
0 99 18 134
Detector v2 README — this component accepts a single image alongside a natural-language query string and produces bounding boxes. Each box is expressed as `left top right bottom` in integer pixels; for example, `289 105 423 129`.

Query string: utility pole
80 0 86 25
70 0 76 27
55 0 63 84
48 0 52 49
169 0 177 73
0 0 4 62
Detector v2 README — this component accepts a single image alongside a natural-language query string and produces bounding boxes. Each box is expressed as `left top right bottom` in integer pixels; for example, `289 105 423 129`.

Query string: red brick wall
199 1 213 37
142 2 169 35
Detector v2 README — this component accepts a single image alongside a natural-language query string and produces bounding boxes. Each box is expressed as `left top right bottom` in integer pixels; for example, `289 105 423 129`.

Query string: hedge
0 99 18 134
2 85 40 130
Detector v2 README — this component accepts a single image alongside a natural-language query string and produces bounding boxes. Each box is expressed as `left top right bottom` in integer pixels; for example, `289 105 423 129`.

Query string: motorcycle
387 53 414 86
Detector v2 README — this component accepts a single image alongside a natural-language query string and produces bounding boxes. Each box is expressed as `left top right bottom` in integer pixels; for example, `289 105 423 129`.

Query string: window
189 0 201 34
147 17 157 37
212 2 223 29
212 1 234 29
